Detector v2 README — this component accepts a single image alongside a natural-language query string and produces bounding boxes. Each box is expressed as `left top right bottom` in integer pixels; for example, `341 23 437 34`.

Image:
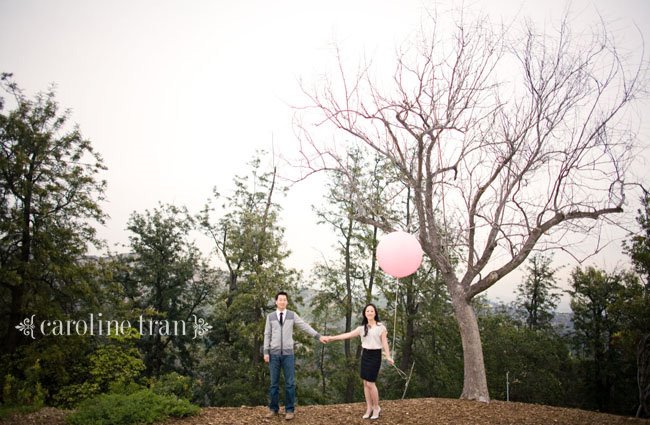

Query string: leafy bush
150 372 194 400
52 381 100 408
54 329 145 408
2 360 45 408
66 388 199 425
89 329 146 392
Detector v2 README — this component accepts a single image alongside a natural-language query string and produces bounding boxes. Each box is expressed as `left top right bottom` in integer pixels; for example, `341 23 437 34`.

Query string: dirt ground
3 398 649 425
158 398 648 425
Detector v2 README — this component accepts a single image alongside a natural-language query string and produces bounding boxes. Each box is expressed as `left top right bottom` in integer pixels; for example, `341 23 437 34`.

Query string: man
263 291 326 420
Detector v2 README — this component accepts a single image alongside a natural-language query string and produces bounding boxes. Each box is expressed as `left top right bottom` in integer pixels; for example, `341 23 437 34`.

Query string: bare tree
296 12 647 402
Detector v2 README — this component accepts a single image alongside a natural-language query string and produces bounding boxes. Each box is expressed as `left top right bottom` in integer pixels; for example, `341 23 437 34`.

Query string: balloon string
391 277 398 356
388 276 415 399
399 361 416 399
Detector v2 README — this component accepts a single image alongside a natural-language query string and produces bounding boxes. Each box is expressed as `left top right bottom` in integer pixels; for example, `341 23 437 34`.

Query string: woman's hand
386 356 394 366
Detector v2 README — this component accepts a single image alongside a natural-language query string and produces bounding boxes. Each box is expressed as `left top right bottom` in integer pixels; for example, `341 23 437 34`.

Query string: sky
1 0 649 311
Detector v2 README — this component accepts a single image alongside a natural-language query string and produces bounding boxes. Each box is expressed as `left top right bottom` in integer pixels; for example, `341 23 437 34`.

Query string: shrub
2 360 45 408
53 381 100 408
66 388 199 425
89 329 146 392
150 372 193 399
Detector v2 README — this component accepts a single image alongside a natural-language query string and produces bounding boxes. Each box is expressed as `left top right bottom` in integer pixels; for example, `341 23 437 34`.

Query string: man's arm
263 314 271 362
293 313 321 340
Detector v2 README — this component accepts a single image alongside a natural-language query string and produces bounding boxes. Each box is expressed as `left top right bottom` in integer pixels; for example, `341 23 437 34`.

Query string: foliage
195 153 301 406
624 192 650 289
66 388 199 425
149 371 195 401
568 267 644 414
117 203 216 378
479 310 573 406
52 329 145 407
89 330 146 391
2 360 45 408
390 270 463 400
309 148 394 402
0 75 107 356
0 75 112 408
622 193 650 417
514 254 561 330
53 381 100 409
0 405 40 419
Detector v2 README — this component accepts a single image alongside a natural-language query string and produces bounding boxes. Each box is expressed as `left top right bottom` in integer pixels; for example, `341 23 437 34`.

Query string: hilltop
159 397 646 425
4 398 648 425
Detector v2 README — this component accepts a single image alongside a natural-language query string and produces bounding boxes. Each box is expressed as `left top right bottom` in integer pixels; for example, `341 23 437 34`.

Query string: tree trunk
343 213 356 402
5 188 34 354
450 288 490 402
344 292 355 402
637 333 650 418
4 285 25 354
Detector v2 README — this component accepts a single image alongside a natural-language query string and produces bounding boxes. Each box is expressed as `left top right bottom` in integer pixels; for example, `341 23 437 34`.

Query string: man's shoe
285 412 295 420
265 411 279 418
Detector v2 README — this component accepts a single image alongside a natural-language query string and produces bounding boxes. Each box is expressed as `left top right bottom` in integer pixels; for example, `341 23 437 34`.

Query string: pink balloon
376 231 423 278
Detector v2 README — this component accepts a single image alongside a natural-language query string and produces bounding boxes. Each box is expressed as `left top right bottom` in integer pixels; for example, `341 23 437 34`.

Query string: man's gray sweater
263 310 321 356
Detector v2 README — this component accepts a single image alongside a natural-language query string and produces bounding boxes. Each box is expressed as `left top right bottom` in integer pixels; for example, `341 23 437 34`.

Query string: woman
325 303 394 420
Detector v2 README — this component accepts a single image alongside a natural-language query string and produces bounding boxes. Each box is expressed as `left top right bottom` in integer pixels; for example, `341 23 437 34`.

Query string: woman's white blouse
356 323 385 349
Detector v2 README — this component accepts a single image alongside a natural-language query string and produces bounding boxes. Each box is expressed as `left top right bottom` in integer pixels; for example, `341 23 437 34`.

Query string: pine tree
515 255 560 330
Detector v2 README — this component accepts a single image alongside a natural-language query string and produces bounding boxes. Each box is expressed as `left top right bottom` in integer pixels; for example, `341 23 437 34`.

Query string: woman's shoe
362 409 373 419
370 407 381 420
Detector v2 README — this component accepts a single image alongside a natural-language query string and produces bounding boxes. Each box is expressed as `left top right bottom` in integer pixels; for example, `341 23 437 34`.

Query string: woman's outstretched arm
326 327 361 342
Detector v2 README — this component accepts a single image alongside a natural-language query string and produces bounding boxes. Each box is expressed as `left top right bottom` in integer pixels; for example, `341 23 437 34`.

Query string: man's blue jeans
268 354 295 413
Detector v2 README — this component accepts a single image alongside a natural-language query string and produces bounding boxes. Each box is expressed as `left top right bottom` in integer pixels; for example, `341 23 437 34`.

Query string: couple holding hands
263 291 394 421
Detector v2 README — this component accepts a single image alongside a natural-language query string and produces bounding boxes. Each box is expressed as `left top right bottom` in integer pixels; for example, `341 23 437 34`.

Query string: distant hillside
296 288 575 334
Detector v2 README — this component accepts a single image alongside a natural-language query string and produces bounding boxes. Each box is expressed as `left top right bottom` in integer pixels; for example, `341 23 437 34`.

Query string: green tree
0 75 110 408
52 329 145 407
308 290 347 403
119 204 215 377
568 267 641 414
381 263 463 401
310 149 390 403
196 154 300 406
624 190 650 289
515 254 560 330
622 191 650 417
0 74 106 355
479 306 574 406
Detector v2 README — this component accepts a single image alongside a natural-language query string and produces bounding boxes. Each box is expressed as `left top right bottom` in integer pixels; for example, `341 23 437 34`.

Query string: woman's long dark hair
361 303 380 337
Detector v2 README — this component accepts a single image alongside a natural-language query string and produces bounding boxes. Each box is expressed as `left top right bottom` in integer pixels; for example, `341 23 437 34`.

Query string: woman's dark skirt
360 348 381 382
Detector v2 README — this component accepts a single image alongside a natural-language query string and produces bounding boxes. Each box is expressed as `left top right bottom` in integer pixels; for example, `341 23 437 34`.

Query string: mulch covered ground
158 398 648 425
3 398 649 425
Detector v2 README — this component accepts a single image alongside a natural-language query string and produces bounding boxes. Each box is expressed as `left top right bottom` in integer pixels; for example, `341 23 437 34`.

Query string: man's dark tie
279 312 283 325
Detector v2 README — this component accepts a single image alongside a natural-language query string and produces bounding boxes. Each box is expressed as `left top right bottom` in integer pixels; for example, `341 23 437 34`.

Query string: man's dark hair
275 291 289 301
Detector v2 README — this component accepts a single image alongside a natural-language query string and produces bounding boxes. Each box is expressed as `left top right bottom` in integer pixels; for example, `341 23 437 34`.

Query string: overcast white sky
1 0 649 311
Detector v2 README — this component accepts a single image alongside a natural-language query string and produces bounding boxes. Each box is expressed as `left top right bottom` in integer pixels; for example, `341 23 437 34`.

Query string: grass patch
0 404 41 419
66 388 199 425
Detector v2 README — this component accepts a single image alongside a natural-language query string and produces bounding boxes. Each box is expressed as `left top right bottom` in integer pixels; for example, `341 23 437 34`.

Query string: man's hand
264 354 269 363
320 336 329 344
